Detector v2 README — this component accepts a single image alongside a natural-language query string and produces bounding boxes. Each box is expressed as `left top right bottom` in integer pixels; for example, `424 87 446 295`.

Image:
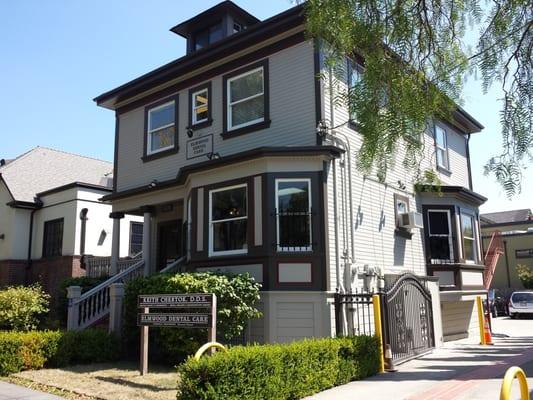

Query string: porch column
141 206 155 276
109 212 124 275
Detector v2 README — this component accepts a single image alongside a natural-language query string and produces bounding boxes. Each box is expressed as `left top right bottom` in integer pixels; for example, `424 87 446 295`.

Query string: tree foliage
304 0 533 196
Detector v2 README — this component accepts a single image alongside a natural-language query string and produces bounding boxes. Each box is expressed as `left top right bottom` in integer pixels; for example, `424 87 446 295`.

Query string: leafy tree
516 264 533 289
304 0 532 196
0 285 50 331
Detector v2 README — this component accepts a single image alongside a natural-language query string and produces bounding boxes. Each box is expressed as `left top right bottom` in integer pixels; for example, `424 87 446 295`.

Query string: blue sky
0 0 530 213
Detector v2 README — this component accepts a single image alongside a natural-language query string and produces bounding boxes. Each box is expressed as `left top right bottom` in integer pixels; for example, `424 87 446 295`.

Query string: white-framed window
461 213 477 263
191 88 209 125
275 179 312 252
347 58 363 123
129 222 143 256
434 124 449 170
186 197 192 260
208 184 248 256
427 209 454 262
227 66 265 130
147 100 176 155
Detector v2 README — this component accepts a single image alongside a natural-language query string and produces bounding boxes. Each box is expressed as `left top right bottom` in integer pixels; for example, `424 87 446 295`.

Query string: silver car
508 291 533 319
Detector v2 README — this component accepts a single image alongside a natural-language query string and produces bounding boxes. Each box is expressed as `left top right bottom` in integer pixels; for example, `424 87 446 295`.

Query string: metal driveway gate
382 273 435 364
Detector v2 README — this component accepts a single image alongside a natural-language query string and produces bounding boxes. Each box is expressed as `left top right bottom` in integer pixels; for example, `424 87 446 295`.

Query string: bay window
461 213 477 262
276 179 312 252
209 184 248 256
427 210 454 262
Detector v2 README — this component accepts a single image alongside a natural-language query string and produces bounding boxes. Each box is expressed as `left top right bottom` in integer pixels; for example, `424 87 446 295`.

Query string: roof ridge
34 146 112 164
0 146 39 170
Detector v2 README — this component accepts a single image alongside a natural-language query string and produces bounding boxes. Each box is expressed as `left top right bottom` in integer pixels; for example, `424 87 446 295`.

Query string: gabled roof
0 147 112 203
481 209 533 225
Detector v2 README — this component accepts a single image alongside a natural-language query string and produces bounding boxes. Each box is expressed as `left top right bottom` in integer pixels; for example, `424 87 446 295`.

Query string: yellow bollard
476 296 486 345
193 341 227 360
499 366 530 400
372 294 385 373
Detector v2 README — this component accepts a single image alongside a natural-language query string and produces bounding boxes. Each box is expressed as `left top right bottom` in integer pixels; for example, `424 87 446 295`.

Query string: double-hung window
129 222 143 256
276 179 312 252
226 63 267 131
209 184 248 256
434 124 449 170
347 59 363 124
42 218 64 257
192 88 209 125
194 22 223 51
146 99 177 156
461 213 477 263
427 210 454 262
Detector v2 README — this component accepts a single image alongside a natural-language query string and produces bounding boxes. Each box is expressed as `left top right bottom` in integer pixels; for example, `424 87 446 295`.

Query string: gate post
109 283 125 335
66 286 81 331
334 293 341 337
372 294 385 373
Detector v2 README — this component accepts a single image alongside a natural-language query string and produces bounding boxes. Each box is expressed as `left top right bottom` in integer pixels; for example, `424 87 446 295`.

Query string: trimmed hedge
177 335 381 400
0 329 121 375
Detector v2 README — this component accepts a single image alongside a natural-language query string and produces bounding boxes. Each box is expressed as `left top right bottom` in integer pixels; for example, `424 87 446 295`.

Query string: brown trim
94 5 304 108
109 211 125 219
313 39 323 145
276 259 314 286
6 200 41 210
142 94 180 162
222 59 270 139
188 81 213 130
113 113 119 192
465 133 473 190
42 217 64 259
116 33 304 116
101 146 343 201
420 185 487 206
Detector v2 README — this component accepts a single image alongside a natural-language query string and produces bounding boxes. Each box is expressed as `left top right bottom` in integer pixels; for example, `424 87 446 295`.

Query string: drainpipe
26 199 43 283
79 208 88 256
503 240 511 288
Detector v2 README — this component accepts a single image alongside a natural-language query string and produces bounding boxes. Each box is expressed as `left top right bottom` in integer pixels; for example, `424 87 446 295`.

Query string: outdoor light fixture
148 179 158 188
207 152 221 160
316 120 328 137
186 127 194 138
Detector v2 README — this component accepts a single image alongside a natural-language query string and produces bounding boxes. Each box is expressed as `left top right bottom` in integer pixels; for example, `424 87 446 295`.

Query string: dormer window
194 22 223 51
233 22 243 33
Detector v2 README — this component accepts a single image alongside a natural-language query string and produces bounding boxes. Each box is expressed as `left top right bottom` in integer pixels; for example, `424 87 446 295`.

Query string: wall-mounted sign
137 293 217 375
186 134 213 159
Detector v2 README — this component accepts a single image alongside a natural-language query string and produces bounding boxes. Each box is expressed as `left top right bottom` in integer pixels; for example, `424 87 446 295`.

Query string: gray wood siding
116 41 317 192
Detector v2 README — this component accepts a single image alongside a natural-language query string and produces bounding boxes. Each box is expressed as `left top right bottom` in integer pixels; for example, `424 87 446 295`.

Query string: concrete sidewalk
305 317 533 400
0 381 63 400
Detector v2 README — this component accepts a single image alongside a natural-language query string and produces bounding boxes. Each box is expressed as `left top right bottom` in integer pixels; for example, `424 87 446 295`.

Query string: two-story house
0 147 141 301
92 1 491 344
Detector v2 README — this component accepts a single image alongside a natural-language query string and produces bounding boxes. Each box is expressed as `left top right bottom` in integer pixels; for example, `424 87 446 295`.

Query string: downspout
503 240 511 288
26 199 43 283
79 208 88 256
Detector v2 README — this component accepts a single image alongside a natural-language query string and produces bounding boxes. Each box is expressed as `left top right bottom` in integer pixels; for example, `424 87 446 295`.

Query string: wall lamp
207 152 221 160
148 179 158 188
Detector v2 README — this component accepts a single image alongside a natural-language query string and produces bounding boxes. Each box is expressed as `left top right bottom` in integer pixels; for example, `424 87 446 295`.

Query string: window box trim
222 59 270 137
208 183 248 257
275 178 313 253
142 95 179 162
188 82 213 130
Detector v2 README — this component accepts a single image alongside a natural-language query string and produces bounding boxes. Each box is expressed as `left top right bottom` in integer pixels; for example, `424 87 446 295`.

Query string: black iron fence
333 290 375 337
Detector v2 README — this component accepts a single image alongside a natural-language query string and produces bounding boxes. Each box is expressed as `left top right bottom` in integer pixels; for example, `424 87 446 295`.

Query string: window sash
192 89 209 125
209 184 248 256
227 67 265 130
427 210 454 262
348 59 363 123
461 214 477 262
276 179 312 252
129 222 143 256
147 101 175 155
43 219 63 257
434 125 449 169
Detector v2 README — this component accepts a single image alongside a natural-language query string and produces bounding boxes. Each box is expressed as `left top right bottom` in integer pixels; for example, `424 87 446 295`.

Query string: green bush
56 276 109 326
516 264 533 289
0 285 50 331
123 272 261 364
177 335 381 400
0 329 120 376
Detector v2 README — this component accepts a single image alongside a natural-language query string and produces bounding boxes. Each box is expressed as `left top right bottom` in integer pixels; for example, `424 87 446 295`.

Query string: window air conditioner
398 212 424 229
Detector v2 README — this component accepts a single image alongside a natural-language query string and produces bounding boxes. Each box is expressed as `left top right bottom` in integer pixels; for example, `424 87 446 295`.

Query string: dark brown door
157 220 183 271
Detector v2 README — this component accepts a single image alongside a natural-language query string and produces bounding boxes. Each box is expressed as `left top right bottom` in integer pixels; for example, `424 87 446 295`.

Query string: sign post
137 293 216 374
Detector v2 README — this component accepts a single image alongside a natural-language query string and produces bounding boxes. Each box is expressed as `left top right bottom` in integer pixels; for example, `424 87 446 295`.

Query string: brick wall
0 260 27 287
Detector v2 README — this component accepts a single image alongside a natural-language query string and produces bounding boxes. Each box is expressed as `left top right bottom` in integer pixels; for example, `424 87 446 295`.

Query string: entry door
157 220 183 271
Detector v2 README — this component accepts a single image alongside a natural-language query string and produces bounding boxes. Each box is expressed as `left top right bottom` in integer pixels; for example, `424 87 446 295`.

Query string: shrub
0 329 120 376
177 335 381 400
516 264 533 289
56 276 109 326
123 272 261 364
0 285 50 331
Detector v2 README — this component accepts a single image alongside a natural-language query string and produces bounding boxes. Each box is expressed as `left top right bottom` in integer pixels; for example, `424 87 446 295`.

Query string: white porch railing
67 259 145 331
84 252 142 278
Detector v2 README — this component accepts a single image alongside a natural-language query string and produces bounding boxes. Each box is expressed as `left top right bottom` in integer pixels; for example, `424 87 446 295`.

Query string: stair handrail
73 259 144 306
159 256 187 274
483 230 504 289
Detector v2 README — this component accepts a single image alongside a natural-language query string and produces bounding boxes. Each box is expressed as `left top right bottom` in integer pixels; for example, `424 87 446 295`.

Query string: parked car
508 291 533 319
490 295 509 317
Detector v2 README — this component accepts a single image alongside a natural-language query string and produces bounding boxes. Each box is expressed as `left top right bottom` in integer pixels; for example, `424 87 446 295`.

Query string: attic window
194 22 223 50
233 22 243 33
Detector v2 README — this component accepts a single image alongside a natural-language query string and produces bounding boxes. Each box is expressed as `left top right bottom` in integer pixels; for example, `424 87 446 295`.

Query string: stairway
483 230 504 290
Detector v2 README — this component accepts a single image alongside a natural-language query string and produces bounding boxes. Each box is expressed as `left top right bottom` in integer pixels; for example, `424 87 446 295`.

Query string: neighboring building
89 1 491 344
0 147 141 297
481 209 533 289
